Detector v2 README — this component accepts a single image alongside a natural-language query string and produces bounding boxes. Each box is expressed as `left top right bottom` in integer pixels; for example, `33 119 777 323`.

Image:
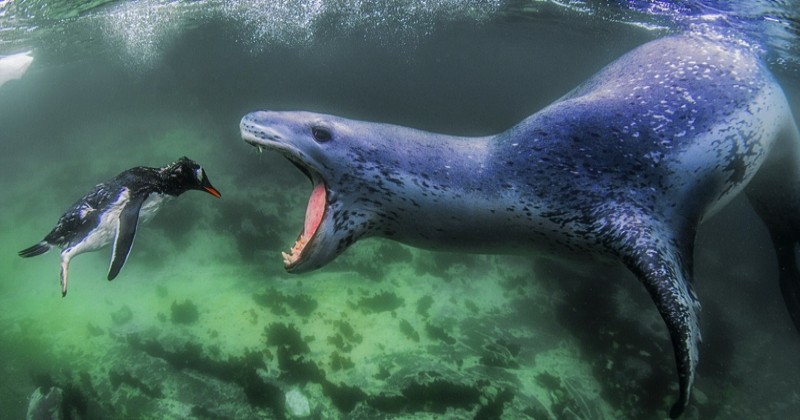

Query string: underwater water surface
1 0 800 418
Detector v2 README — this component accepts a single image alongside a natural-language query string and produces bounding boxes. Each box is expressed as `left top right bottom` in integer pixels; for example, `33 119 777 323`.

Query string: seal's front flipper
108 194 146 281
624 249 701 418
599 208 701 418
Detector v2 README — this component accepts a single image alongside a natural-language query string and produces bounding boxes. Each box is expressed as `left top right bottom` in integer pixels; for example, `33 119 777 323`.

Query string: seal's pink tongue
304 183 326 238
283 182 326 267
281 182 326 267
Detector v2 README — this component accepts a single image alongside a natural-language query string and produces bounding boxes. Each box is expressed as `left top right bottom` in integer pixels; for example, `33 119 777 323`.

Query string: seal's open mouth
241 128 327 271
284 175 326 268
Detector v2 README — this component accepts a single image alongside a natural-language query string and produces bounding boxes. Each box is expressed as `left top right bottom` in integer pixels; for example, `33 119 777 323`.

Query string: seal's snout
240 111 264 134
239 113 259 146
240 111 283 149
240 110 272 127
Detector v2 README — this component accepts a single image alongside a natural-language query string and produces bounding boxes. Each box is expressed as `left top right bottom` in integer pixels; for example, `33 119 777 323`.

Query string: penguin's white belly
66 191 169 256
138 193 171 223
68 189 130 255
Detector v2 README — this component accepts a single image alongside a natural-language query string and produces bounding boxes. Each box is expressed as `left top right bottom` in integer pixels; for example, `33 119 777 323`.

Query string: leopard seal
239 33 800 417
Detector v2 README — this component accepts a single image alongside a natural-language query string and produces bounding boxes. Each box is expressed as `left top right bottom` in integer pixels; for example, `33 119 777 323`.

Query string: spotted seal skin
240 33 799 417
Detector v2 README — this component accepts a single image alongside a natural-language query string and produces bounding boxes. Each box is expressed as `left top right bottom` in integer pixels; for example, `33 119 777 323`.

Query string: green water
2 1 800 418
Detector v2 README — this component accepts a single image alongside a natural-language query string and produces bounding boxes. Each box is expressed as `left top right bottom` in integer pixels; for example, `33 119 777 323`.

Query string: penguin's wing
108 193 147 280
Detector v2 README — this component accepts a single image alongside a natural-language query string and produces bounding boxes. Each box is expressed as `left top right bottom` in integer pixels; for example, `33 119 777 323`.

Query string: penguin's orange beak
204 186 222 198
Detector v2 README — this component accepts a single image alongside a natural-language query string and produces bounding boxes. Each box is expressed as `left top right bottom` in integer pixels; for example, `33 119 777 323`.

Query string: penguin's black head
163 156 222 198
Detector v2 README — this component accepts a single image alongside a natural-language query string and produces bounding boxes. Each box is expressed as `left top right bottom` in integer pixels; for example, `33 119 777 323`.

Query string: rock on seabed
285 388 311 418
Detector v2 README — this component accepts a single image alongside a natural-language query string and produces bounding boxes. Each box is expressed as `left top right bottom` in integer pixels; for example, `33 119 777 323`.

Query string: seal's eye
312 127 332 143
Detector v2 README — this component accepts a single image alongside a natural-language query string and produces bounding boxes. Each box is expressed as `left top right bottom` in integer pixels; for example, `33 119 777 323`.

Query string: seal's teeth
282 252 291 265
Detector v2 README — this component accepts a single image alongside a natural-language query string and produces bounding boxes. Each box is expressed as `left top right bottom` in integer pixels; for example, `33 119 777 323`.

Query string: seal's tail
18 241 51 258
747 119 800 332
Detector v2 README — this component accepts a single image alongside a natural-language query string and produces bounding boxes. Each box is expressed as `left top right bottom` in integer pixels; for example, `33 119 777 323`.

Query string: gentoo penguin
18 156 221 296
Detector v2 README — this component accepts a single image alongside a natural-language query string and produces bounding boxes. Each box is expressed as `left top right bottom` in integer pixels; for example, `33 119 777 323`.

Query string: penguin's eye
194 167 204 181
312 127 332 143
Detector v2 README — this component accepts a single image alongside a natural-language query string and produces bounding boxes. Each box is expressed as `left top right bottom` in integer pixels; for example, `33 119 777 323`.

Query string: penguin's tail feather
18 241 51 258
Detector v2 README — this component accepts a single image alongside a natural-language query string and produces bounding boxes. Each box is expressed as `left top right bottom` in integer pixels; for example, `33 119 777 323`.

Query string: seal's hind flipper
746 121 800 332
774 238 800 331
108 194 146 281
598 206 701 418
746 212 800 332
